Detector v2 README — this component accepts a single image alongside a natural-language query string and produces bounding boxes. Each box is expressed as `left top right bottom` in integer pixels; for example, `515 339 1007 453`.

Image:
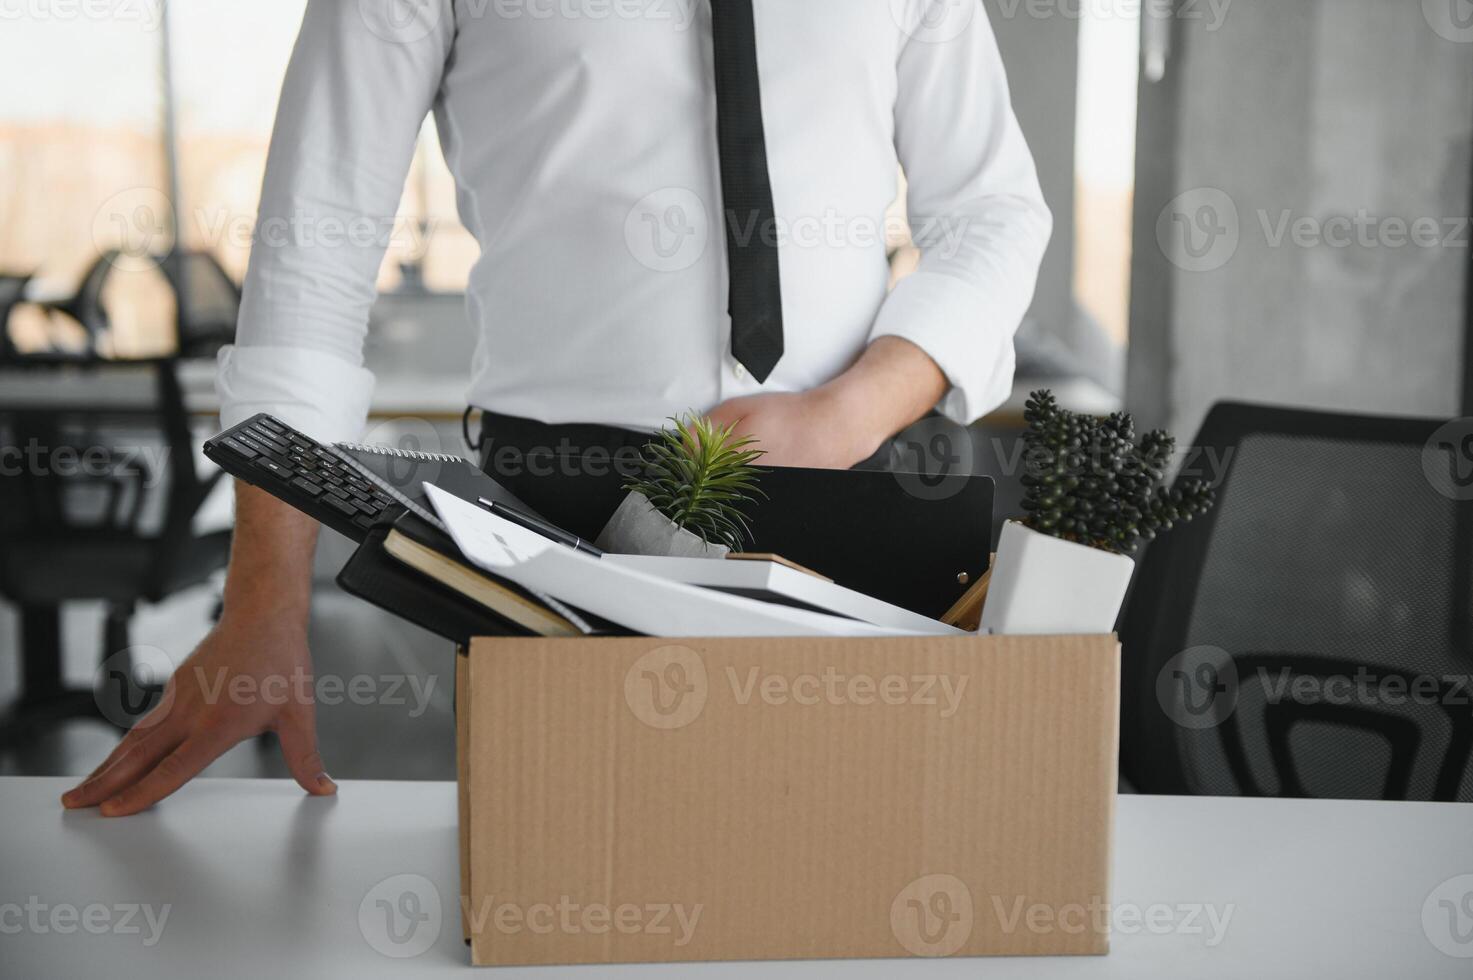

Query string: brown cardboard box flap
459 632 1119 966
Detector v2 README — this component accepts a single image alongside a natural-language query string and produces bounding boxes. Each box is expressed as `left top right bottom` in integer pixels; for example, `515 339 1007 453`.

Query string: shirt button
733 363 747 379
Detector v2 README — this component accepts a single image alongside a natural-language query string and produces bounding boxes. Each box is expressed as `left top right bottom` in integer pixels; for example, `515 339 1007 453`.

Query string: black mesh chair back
0 272 33 358
1120 402 1473 801
162 250 240 357
49 252 118 348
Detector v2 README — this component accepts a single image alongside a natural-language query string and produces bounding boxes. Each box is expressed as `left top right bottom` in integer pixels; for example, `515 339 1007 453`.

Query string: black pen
478 498 604 557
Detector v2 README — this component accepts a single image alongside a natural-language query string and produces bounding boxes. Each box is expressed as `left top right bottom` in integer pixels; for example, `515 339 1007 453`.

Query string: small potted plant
980 390 1216 635
595 414 766 558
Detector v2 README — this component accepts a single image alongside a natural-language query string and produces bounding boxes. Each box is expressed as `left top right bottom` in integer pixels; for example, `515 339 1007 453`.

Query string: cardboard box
457 633 1119 966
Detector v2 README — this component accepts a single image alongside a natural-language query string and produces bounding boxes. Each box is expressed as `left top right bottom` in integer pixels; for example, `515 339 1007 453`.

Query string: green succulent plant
1019 390 1215 555
626 414 766 551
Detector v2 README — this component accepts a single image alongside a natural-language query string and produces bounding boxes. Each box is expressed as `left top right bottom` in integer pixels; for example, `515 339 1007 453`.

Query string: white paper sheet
424 484 923 638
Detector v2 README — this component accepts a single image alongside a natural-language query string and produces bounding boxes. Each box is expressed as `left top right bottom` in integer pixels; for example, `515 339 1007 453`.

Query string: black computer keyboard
203 413 396 541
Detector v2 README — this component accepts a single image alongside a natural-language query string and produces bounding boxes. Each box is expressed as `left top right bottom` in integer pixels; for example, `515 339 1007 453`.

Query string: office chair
161 250 242 358
0 272 34 358
1120 402 1473 801
0 361 234 745
39 251 118 353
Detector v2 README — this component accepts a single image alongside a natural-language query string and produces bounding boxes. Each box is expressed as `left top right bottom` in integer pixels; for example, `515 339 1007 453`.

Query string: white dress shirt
218 0 1051 442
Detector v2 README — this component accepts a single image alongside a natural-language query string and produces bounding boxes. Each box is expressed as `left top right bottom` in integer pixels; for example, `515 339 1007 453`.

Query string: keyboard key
253 457 289 479
221 437 258 460
326 484 352 500
290 476 324 497
324 495 357 518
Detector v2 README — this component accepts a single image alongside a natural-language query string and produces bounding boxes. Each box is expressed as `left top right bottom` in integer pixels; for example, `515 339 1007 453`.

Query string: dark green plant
626 414 766 550
1019 390 1215 555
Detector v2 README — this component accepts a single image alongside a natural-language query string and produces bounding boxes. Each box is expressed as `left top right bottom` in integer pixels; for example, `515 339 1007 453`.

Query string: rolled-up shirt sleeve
217 0 454 443
869 0 1053 425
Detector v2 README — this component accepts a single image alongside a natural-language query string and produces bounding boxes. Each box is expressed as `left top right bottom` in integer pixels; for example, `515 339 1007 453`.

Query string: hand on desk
62 485 336 816
708 336 949 469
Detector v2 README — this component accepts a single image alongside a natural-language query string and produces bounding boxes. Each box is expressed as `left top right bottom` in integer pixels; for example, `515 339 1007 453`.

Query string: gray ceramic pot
594 491 730 559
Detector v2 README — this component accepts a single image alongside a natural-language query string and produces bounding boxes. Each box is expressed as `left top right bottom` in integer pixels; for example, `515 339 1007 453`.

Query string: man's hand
62 484 334 816
61 617 332 817
709 336 948 469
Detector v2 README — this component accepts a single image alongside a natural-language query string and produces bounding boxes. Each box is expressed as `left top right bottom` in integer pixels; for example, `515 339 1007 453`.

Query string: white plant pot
594 491 730 559
979 520 1135 636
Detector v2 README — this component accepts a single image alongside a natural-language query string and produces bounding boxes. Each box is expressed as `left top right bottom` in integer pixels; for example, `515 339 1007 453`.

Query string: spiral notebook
331 440 539 532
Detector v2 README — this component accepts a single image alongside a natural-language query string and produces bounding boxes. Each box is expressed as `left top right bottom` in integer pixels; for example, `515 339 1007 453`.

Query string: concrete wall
1129 0 1472 437
983 0 1079 344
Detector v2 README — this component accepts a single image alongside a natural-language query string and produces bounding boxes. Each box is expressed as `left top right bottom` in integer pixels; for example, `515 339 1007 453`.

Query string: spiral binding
334 441 464 465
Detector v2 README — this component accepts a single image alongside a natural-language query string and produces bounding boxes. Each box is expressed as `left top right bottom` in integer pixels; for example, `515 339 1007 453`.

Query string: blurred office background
1 2 1470 793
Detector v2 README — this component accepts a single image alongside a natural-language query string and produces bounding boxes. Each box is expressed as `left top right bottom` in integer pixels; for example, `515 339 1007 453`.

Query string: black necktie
709 0 784 383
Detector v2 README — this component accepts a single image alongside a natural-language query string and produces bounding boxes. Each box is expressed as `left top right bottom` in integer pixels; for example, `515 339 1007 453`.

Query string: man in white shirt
63 0 1049 815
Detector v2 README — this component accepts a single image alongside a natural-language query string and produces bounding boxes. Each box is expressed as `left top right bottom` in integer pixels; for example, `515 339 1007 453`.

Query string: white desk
2 777 1468 978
